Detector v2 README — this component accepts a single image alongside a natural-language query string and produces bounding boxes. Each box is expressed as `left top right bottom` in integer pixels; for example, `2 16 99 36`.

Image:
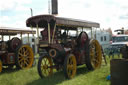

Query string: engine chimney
51 0 58 15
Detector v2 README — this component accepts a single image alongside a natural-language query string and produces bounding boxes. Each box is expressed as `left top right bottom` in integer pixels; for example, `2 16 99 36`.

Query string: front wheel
64 54 77 79
37 55 53 78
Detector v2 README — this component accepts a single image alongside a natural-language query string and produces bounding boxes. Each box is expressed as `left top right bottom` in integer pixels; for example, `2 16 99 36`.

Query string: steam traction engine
0 28 36 73
26 15 102 79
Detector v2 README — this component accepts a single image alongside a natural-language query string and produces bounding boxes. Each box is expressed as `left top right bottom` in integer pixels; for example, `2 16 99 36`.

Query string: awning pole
20 33 22 43
82 27 83 32
91 27 93 39
76 28 78 36
30 25 36 55
30 26 35 37
52 24 56 44
9 35 11 40
2 35 3 41
28 33 30 43
95 28 97 39
48 23 51 44
36 24 39 44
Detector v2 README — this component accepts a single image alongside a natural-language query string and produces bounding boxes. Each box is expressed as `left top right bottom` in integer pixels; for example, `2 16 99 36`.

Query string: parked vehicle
108 35 128 58
0 27 36 73
26 15 102 79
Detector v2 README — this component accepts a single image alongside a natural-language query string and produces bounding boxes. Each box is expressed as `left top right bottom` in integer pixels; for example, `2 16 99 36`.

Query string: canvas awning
0 27 36 35
26 15 100 28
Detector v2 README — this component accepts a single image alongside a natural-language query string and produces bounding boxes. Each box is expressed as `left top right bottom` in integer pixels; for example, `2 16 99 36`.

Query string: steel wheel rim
67 54 76 79
90 40 102 69
17 45 34 69
0 60 2 72
41 56 53 77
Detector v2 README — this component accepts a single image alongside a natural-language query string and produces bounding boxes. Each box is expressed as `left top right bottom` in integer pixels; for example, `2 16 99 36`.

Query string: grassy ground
0 57 111 85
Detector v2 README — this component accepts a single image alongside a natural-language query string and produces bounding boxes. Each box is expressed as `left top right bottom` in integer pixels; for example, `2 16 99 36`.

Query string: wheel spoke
21 47 24 53
21 61 25 68
41 61 44 67
45 69 48 76
24 60 29 66
95 60 99 63
25 59 29 64
25 49 29 55
44 58 47 65
19 58 24 63
46 69 49 76
47 69 50 75
24 49 27 56
25 52 30 56
18 52 24 56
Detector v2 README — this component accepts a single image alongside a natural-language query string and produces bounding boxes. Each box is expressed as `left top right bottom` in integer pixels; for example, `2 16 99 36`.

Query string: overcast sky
0 0 128 31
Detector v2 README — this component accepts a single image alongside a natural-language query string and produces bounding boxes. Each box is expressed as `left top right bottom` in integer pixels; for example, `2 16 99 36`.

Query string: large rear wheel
64 54 77 79
0 60 2 73
16 45 34 69
37 55 53 78
86 39 102 70
90 39 102 69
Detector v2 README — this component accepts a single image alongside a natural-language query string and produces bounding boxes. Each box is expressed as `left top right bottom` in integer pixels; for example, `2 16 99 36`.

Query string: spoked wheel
16 45 34 69
38 55 53 78
88 39 102 70
64 54 77 79
0 60 2 73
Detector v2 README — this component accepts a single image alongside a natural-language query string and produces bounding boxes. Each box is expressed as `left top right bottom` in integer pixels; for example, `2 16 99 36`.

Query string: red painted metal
1 53 15 64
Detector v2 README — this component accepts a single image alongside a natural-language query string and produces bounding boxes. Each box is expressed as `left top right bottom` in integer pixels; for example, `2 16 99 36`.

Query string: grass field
0 57 111 85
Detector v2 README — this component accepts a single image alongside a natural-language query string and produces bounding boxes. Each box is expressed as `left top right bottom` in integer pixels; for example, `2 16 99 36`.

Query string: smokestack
51 0 58 15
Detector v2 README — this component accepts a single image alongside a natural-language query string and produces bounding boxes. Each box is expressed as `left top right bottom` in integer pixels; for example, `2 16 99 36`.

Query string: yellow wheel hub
17 45 34 69
40 56 53 77
90 39 102 69
65 54 77 79
0 60 2 72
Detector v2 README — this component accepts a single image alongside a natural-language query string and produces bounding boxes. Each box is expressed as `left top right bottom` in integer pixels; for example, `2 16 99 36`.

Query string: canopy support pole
36 24 39 44
9 35 11 40
31 25 36 55
20 33 22 43
76 28 78 36
52 24 56 44
91 27 93 39
94 28 97 39
28 33 30 43
48 23 51 44
2 35 3 41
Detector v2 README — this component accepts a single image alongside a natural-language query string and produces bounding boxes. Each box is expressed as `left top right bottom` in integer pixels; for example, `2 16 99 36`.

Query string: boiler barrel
111 59 128 85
